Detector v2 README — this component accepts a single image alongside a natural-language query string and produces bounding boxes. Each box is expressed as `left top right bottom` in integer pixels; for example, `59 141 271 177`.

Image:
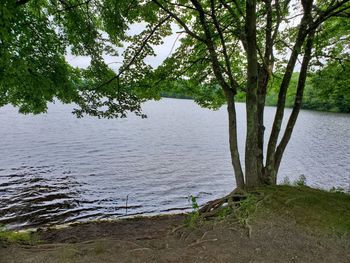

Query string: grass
257 185 350 235
185 184 350 236
0 227 37 244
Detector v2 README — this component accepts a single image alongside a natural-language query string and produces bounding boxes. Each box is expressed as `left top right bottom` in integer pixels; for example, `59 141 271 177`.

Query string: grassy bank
257 185 350 234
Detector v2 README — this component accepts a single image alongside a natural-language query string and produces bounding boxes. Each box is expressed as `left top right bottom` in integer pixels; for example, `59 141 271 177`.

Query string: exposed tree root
199 188 248 219
171 224 186 234
169 189 264 240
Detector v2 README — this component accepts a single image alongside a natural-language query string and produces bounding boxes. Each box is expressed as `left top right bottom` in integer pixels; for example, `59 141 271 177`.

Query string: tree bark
257 66 269 182
245 0 260 188
257 0 274 184
224 89 245 189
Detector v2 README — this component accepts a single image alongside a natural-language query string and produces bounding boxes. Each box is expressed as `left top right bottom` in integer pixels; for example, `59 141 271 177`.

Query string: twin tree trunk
156 0 323 190
195 0 314 189
225 0 315 189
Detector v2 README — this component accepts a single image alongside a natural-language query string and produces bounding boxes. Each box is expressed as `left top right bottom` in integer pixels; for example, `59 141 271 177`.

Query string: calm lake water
0 99 349 229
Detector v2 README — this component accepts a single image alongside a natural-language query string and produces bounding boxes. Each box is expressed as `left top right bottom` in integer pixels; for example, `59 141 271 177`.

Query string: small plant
189 195 199 211
216 205 233 220
330 186 345 194
235 194 257 226
294 174 307 187
186 195 201 227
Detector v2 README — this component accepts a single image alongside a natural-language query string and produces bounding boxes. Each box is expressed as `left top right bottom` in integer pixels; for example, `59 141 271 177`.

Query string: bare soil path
1 213 349 263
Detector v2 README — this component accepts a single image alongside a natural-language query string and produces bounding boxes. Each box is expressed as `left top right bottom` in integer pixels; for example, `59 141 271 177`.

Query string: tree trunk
265 1 313 183
257 0 273 185
257 66 269 183
224 89 245 189
274 31 315 174
190 0 246 189
245 0 260 188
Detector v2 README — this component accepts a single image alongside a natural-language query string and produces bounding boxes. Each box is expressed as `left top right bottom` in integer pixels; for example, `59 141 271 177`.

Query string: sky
66 23 182 72
66 3 303 73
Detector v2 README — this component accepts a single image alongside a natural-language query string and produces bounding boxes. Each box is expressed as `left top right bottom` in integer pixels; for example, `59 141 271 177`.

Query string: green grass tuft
0 227 37 244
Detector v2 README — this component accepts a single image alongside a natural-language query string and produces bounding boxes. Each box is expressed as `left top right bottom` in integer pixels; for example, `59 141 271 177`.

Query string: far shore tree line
1 0 350 192
162 66 350 113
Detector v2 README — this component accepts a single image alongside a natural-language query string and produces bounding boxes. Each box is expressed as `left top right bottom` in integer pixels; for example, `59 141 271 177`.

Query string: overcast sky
66 4 303 73
66 23 182 72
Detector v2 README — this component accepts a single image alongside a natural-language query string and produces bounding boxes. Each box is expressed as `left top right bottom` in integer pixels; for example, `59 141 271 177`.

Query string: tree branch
265 0 314 179
191 0 245 186
312 0 350 28
219 0 247 49
53 0 92 14
16 0 30 6
274 30 315 173
210 0 239 91
152 0 205 42
96 15 171 89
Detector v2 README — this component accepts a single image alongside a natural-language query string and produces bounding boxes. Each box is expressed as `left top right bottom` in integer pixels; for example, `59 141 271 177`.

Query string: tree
0 0 144 117
0 0 80 113
1 0 350 191
305 61 350 112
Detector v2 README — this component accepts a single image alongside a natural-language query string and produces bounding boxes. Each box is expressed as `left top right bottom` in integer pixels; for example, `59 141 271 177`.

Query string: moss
257 185 350 234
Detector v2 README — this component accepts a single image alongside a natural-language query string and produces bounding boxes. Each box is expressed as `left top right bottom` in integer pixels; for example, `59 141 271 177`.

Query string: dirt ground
1 213 349 263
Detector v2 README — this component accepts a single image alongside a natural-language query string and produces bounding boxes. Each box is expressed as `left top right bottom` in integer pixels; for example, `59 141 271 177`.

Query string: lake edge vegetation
1 184 349 246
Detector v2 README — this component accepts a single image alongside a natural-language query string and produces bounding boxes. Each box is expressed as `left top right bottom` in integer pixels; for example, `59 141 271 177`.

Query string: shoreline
1 185 350 262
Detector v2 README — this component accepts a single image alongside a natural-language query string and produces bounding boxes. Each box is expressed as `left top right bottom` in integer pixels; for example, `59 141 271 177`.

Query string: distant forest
162 61 350 113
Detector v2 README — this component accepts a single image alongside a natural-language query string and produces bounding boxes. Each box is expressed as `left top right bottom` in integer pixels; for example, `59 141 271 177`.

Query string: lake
0 99 349 229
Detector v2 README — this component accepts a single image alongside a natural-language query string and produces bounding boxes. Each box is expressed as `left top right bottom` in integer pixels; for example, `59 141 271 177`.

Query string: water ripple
0 100 349 229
